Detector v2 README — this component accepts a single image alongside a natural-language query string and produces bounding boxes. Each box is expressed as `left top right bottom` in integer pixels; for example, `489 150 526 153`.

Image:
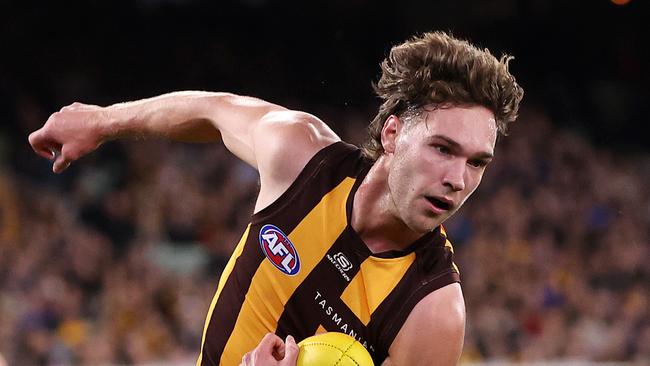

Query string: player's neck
351 161 424 253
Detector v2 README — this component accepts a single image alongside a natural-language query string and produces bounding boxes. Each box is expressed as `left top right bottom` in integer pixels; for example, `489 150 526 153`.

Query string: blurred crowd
450 107 650 363
0 96 649 365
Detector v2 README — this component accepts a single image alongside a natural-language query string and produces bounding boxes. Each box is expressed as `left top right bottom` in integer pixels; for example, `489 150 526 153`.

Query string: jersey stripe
196 224 250 366
440 226 460 273
340 253 416 325
199 143 359 366
218 177 356 365
275 225 370 340
444 238 460 274
365 236 460 362
200 227 267 366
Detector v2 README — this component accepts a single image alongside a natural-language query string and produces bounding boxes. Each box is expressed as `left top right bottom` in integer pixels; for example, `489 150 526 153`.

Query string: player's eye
468 159 489 168
434 144 451 155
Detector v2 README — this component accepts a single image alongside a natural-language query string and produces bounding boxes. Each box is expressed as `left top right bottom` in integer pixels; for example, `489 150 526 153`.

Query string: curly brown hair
362 31 524 161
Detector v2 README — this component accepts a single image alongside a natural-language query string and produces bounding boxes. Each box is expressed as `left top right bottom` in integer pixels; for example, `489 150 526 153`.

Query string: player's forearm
104 91 226 143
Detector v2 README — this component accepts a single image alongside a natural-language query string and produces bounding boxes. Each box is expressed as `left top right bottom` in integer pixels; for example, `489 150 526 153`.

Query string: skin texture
356 105 494 365
384 106 496 232
352 105 497 253
384 283 466 366
28 93 496 365
239 334 299 366
27 92 340 213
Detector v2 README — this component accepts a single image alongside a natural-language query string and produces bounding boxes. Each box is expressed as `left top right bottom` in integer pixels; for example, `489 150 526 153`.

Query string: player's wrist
102 103 143 141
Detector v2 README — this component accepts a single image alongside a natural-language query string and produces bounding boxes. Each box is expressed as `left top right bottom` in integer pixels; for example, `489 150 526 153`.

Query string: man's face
383 105 497 234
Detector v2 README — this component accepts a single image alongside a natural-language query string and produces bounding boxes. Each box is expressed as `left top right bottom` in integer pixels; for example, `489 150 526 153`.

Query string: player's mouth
425 196 453 212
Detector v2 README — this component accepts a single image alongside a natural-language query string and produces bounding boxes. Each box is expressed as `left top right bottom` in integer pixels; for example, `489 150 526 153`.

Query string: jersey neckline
344 159 441 259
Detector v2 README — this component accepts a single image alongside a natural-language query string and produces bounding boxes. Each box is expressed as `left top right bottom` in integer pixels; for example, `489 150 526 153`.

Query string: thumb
53 155 70 173
53 144 77 173
280 335 299 366
28 130 59 161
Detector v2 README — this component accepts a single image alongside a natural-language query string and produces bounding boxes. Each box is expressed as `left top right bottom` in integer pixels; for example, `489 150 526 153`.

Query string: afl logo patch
259 224 301 276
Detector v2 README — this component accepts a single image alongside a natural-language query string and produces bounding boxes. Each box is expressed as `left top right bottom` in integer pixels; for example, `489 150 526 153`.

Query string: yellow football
297 332 374 366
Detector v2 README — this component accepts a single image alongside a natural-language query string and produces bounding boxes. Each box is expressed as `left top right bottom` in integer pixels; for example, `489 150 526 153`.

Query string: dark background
1 0 648 157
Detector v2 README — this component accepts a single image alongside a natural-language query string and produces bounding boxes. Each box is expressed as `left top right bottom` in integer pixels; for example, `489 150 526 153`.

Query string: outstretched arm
28 91 340 210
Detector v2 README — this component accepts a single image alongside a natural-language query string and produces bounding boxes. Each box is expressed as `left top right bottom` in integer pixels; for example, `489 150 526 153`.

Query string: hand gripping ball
297 332 374 366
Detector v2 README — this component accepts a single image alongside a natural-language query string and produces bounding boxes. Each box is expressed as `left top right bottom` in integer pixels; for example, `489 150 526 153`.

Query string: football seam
302 341 364 366
335 341 361 366
340 354 363 366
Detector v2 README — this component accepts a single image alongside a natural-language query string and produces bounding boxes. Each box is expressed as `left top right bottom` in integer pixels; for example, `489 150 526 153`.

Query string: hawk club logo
259 224 300 276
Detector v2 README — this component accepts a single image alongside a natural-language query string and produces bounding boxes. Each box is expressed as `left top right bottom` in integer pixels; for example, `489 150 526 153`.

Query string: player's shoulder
259 110 338 138
252 109 342 212
412 283 465 327
254 110 340 160
386 283 465 365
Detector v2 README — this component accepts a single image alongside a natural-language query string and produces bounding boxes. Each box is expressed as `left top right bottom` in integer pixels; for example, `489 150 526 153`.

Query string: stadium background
0 0 648 365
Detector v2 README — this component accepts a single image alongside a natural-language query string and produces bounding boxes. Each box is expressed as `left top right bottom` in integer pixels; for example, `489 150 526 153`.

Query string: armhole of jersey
378 234 460 354
251 141 350 224
380 270 461 353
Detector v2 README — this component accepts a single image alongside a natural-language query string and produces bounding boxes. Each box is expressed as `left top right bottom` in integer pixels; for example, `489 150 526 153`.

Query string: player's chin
411 215 445 234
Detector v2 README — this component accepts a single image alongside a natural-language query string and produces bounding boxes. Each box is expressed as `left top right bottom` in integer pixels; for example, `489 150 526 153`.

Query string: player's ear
380 115 402 154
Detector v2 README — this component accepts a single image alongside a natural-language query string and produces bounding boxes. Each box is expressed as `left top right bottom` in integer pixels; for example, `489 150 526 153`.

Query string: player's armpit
383 283 466 366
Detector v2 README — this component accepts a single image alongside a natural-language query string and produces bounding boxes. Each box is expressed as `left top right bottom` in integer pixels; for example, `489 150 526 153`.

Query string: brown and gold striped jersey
197 142 460 366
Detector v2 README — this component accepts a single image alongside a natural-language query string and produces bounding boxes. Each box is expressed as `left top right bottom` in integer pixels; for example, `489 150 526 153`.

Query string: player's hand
240 333 299 366
28 102 108 173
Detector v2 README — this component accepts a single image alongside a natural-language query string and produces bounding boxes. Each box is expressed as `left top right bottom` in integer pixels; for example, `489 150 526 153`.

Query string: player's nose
442 160 466 192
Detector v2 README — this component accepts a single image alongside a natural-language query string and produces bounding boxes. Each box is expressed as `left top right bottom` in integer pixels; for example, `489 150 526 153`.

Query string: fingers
240 351 252 366
53 144 78 173
29 105 102 174
272 342 285 361
280 335 299 366
28 131 58 160
258 333 284 353
29 130 73 174
242 333 298 366
53 155 70 173
28 129 65 165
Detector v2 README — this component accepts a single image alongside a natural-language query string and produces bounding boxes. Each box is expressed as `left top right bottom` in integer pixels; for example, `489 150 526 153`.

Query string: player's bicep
385 283 466 366
210 93 288 168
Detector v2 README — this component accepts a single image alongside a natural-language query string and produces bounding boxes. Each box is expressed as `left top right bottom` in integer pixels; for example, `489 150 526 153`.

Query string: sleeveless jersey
197 142 460 366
